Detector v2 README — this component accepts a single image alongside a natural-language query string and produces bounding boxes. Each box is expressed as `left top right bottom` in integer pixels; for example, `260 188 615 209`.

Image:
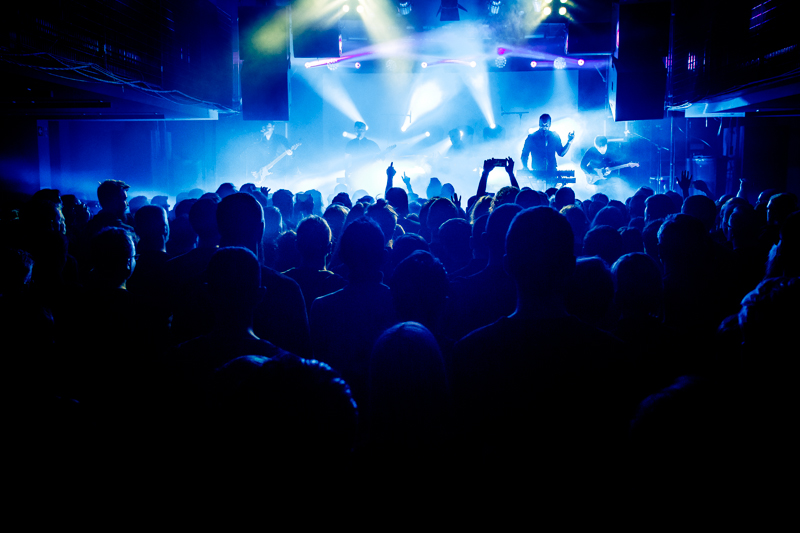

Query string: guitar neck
606 162 636 172
264 144 300 171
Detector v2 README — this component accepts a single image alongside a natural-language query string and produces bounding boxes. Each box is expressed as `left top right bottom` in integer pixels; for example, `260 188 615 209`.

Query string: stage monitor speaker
240 59 290 121
615 2 670 64
293 23 340 59
608 2 670 121
579 68 607 111
239 6 290 121
567 23 614 55
609 57 667 121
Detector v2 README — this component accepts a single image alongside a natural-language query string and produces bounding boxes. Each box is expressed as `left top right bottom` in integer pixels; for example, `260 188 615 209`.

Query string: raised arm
385 162 397 196
505 157 519 189
558 131 575 157
477 159 493 198
677 170 693 199
402 172 419 203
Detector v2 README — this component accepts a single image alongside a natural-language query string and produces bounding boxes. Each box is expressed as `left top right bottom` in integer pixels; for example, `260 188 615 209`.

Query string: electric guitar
252 143 301 183
586 162 639 185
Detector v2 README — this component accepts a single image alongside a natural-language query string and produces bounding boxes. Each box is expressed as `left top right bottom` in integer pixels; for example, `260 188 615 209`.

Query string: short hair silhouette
216 193 264 245
206 247 262 307
338 217 385 272
505 207 575 295
296 215 332 261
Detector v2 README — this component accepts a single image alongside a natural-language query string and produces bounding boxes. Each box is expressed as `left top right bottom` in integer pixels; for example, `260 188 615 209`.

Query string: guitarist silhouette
248 122 298 184
580 135 638 185
344 121 395 181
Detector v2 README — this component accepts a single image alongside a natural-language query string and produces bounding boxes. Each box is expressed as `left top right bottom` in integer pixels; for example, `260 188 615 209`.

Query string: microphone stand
626 125 670 194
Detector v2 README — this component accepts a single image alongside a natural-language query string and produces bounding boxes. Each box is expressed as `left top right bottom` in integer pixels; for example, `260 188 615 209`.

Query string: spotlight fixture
553 57 566 69
543 6 551 16
530 60 537 68
490 123 496 129
489 0 501 16
398 1 412 15
421 62 428 68
342 5 350 12
425 131 431 137
355 62 362 69
497 47 506 55
469 61 477 67
495 56 507 68
327 62 339 71
558 6 566 15
438 0 467 22
577 59 584 66
356 5 364 14
343 131 349 137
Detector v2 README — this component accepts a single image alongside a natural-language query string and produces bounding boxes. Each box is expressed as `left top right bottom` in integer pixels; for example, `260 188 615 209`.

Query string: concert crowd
3 160 798 513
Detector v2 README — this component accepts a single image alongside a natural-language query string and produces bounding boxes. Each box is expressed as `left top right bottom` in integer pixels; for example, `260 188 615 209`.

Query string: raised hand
402 172 411 186
677 170 693 195
483 159 494 174
260 186 271 197
451 193 462 208
387 162 397 179
567 131 576 142
505 156 515 174
693 179 711 197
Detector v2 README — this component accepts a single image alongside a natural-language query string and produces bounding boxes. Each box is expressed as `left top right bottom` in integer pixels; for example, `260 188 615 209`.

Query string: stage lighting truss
489 0 501 16
398 1 412 15
495 56 507 68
